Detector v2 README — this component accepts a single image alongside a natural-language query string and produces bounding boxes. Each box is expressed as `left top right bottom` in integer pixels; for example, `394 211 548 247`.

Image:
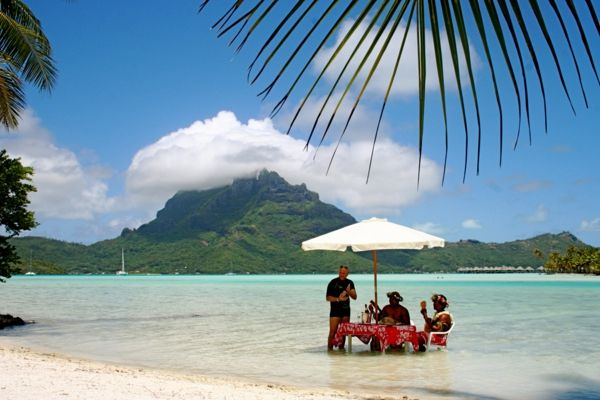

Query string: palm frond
440 0 466 185
497 0 533 147
484 0 523 152
0 0 56 129
428 0 448 185
451 1 482 175
508 0 549 133
368 0 415 183
326 0 403 175
0 66 25 129
0 7 56 91
201 0 600 182
566 0 599 85
529 0 576 115
549 0 588 108
286 2 374 139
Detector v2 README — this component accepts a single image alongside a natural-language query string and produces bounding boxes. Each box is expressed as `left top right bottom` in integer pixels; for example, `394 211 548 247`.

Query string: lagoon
1 273 599 400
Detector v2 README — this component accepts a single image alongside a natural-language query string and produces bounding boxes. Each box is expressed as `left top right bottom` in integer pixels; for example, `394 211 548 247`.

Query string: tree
200 1 598 182
0 149 37 281
0 0 56 129
543 245 600 275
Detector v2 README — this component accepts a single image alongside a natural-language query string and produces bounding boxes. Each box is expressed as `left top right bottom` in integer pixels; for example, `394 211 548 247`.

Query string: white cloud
526 205 548 223
412 222 446 235
2 110 444 242
462 219 482 229
0 110 116 220
580 218 600 232
314 18 481 97
126 111 443 216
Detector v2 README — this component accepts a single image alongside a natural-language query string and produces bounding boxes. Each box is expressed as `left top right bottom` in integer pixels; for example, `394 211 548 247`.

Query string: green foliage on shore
543 246 600 275
0 150 38 281
10 171 595 276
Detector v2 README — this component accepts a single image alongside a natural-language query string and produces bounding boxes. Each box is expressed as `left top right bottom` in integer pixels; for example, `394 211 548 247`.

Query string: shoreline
0 339 414 400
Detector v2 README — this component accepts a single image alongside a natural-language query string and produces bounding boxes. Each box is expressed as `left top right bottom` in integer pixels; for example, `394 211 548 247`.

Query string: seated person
369 291 411 351
379 291 411 325
417 293 454 351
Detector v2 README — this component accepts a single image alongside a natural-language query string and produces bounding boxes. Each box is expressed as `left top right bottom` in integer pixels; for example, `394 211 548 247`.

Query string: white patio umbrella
302 217 445 319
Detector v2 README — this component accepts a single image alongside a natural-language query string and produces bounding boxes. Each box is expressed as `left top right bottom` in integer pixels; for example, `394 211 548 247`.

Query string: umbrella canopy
302 217 445 319
302 217 445 252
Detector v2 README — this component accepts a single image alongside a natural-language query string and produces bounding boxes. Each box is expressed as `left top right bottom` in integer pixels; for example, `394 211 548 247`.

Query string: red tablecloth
333 322 419 352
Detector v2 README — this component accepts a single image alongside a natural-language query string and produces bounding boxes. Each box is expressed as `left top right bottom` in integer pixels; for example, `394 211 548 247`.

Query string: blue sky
1 1 599 247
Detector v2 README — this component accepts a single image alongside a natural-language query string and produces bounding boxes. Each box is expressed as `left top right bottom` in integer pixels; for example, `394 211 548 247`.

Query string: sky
1 1 599 247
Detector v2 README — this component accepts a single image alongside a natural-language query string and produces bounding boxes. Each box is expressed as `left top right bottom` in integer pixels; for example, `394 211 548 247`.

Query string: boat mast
121 248 125 273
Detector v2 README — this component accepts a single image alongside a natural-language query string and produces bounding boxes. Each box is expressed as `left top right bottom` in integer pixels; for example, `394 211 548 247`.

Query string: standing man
326 265 357 350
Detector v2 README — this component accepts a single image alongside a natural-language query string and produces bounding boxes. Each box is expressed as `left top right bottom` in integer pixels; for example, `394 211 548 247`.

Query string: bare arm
346 284 357 300
432 314 452 332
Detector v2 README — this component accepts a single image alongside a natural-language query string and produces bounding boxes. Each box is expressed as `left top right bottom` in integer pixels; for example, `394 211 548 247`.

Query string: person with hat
368 291 411 351
378 291 411 325
417 293 454 351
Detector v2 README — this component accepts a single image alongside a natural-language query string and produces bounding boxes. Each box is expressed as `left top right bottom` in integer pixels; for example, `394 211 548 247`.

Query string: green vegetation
10 170 596 276
543 246 600 275
0 150 38 281
0 0 56 129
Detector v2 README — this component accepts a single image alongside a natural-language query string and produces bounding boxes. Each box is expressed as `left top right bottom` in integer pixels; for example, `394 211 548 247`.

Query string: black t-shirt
326 277 355 314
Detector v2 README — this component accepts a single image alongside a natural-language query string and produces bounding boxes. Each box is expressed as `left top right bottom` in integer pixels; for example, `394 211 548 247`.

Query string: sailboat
25 250 36 275
116 248 128 275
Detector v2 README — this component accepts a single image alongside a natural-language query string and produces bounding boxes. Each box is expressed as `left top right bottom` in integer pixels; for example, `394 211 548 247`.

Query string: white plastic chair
427 322 455 351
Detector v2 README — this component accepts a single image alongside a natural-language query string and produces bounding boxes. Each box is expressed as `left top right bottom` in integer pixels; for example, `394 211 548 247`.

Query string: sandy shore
0 340 413 400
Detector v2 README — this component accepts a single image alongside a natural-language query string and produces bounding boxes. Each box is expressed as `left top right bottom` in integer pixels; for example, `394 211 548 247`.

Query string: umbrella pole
372 250 378 323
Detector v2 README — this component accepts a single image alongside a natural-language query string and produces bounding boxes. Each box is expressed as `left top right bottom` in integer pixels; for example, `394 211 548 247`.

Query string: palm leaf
484 0 523 152
585 0 599 35
269 2 358 117
245 1 305 81
306 1 389 152
0 0 56 129
549 0 588 107
566 0 599 85
0 66 25 129
469 0 505 167
416 0 426 187
427 0 449 184
508 0 549 133
528 0 576 115
285 2 373 137
497 0 533 147
326 0 403 175
201 0 600 182
440 0 467 184
254 1 329 99
0 9 56 90
451 1 482 175
368 0 416 183
321 0 401 164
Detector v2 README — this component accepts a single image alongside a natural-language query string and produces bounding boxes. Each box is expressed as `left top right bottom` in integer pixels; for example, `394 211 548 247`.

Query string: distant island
11 170 598 275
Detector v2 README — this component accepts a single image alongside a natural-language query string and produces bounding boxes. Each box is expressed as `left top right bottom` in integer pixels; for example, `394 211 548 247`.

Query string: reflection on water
1 274 600 400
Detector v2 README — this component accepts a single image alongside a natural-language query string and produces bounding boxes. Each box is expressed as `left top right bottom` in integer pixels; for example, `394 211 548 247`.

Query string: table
332 322 420 352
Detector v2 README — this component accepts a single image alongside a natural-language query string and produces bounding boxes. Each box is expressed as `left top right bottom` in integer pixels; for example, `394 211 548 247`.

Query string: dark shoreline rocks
0 314 28 330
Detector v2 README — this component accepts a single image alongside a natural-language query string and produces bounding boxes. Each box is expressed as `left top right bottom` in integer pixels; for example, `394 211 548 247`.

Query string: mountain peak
132 170 349 241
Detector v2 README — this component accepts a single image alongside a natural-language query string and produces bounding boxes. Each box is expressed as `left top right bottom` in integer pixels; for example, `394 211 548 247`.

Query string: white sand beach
0 340 414 400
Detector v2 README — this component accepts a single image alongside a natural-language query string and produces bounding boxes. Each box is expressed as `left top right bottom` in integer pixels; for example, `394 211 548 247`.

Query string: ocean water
1 273 600 400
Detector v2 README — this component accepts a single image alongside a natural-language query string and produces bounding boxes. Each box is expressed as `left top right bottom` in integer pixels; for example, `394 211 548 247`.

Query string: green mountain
10 171 592 275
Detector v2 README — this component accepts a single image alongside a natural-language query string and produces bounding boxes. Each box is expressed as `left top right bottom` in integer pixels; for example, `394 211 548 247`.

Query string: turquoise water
1 273 599 400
